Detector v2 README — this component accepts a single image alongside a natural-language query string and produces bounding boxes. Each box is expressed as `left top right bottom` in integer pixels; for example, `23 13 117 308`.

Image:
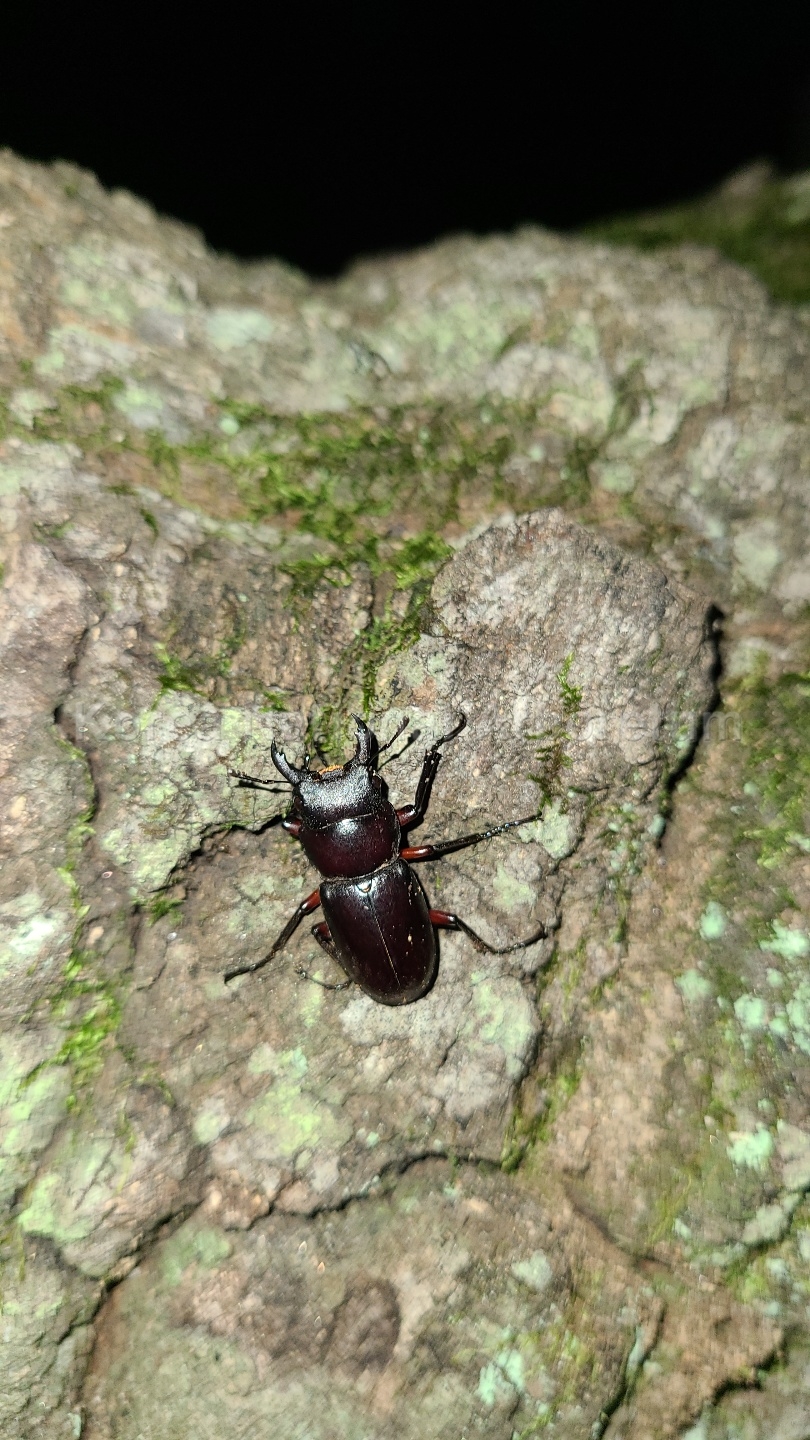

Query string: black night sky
3 1 810 275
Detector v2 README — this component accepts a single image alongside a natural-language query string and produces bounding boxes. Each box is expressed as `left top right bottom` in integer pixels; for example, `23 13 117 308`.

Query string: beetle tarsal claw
438 713 466 747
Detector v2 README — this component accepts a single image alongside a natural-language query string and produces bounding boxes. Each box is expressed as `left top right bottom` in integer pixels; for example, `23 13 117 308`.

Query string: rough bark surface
1 150 809 1437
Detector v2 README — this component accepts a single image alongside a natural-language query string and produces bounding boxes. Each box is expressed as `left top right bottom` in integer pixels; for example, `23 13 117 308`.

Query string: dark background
3 1 810 276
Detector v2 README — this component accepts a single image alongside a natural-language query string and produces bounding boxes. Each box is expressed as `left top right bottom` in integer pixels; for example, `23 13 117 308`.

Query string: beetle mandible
224 714 545 1005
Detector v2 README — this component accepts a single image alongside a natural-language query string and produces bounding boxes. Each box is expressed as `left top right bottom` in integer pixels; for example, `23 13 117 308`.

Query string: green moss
152 597 287 708
147 894 182 925
528 654 584 806
738 666 810 872
205 400 524 585
23 748 120 1096
556 654 583 718
133 405 477 726
307 576 436 759
675 660 810 1108
42 816 120 1095
0 374 669 763
45 949 122 1100
586 168 810 304
643 1162 698 1249
23 374 127 450
12 736 121 1100
144 429 180 484
635 858 802 1250
154 644 202 696
728 1255 779 1306
54 740 96 870
2 374 658 745
34 516 73 541
678 680 807 1063
3 381 549 585
509 1058 583 1175
53 990 122 1097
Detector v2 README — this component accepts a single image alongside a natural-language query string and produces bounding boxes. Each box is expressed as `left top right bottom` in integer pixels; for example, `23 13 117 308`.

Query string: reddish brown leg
224 887 321 983
401 812 538 862
429 908 546 955
296 922 353 991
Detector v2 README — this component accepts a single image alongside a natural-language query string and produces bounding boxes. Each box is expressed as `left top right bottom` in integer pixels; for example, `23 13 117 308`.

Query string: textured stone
82 1162 661 1440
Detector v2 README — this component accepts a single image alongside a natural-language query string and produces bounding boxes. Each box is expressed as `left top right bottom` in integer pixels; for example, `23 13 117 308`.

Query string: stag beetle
224 715 545 1005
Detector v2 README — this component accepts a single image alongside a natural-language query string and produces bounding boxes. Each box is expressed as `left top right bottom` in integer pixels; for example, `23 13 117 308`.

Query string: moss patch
587 166 810 304
737 665 810 874
528 654 583 806
46 949 123 1101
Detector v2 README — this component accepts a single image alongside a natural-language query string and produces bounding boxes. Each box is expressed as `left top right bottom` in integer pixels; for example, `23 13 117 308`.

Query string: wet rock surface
0 150 808 1437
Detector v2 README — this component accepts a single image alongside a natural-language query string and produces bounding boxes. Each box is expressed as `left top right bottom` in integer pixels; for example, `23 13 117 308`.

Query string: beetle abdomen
320 858 437 1005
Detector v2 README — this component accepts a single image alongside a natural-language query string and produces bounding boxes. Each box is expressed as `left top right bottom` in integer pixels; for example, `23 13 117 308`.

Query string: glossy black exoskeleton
224 715 545 1005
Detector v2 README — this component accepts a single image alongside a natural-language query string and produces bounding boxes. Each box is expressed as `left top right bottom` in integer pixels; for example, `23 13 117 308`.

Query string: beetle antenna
376 716 410 756
228 767 292 791
230 780 291 793
378 727 421 770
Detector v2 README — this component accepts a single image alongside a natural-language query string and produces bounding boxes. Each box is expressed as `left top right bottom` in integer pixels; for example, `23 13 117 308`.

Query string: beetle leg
429 908 546 954
400 812 538 861
223 888 321 983
399 752 441 830
294 922 353 992
311 919 338 956
400 714 467 831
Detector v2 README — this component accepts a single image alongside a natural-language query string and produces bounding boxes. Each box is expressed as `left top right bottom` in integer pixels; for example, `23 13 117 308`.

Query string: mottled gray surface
81 1163 661 1440
1 150 809 1438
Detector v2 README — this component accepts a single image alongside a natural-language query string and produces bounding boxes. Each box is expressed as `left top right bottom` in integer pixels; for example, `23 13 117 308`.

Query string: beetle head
272 717 384 824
